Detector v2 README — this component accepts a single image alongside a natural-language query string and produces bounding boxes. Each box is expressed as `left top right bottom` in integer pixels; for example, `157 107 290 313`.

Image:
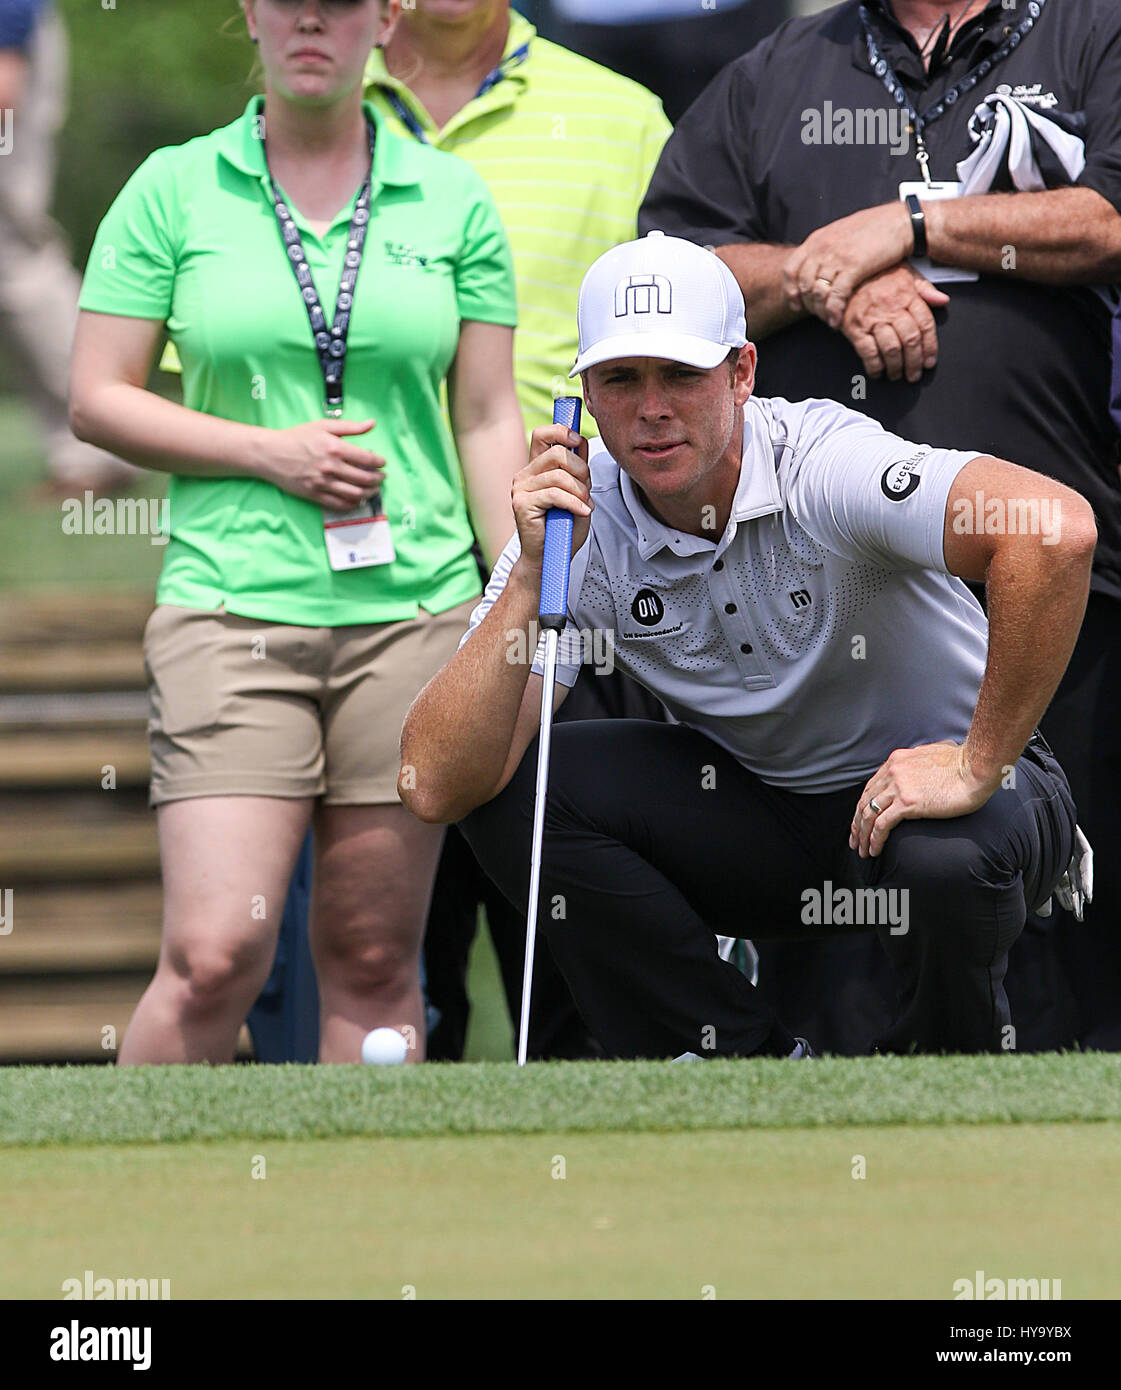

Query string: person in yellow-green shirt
69 0 525 1064
368 0 671 435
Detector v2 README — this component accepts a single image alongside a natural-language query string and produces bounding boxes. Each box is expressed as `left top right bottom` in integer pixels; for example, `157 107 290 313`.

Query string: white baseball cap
570 230 748 377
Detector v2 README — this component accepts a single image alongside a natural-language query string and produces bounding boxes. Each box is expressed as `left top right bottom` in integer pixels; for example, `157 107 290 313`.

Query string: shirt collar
364 10 534 136
856 0 1011 80
215 95 421 189
862 0 1005 22
618 401 784 561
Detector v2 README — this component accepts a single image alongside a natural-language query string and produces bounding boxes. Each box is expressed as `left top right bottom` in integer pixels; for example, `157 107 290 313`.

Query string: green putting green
3 1123 1117 1299
2 1057 1120 1297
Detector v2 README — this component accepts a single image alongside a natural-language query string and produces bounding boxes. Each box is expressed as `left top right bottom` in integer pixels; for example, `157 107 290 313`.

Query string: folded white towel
957 93 1087 194
956 92 1117 311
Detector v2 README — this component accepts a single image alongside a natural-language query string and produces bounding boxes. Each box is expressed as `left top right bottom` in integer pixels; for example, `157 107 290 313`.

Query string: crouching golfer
399 233 1090 1058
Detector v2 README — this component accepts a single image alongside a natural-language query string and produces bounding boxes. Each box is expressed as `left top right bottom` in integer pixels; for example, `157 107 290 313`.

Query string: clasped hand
782 203 949 382
264 417 387 511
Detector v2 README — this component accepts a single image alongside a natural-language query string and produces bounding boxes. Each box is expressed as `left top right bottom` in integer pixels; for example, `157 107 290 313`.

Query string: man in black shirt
640 0 1121 1051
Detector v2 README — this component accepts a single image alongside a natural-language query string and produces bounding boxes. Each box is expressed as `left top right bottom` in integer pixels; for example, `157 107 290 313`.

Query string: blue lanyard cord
381 40 531 146
264 117 377 414
385 91 429 144
860 0 1045 172
475 41 530 99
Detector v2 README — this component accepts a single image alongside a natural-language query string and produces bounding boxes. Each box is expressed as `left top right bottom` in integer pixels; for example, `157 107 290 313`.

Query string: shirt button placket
710 559 761 680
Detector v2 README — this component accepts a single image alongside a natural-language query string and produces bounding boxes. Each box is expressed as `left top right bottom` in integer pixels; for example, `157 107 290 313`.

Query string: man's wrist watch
905 193 928 258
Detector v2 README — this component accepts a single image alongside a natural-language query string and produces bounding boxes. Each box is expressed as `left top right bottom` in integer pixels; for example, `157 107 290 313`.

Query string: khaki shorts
143 599 477 806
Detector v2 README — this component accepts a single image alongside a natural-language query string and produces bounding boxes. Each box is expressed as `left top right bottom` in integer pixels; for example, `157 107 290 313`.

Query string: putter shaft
518 626 560 1067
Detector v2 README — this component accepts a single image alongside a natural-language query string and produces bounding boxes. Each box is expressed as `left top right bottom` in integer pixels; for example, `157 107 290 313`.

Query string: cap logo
615 274 672 318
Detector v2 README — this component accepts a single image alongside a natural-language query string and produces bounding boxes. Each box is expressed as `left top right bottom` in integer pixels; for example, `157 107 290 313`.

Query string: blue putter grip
539 397 582 630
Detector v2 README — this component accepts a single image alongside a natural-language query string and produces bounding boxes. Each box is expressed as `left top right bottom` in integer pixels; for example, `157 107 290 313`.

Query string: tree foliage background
57 0 257 265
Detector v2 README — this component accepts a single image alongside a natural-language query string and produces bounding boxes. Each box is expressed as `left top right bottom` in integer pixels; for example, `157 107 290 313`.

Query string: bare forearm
964 533 1094 785
925 187 1121 283
0 51 27 112
70 381 273 481
457 410 525 569
715 243 806 339
400 560 539 820
449 322 525 567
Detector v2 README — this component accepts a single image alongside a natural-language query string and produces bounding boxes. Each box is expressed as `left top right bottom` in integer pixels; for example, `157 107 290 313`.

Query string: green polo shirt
365 11 670 435
78 97 517 626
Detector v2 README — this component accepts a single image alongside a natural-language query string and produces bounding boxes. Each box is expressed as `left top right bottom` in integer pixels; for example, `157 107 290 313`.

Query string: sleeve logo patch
880 451 928 501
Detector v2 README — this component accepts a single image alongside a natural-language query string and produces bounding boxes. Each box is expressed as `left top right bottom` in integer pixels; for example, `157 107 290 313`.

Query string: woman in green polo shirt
69 0 524 1064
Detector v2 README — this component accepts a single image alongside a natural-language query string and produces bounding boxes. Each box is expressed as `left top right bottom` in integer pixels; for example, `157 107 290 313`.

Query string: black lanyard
264 116 377 415
859 1 1045 183
380 41 530 146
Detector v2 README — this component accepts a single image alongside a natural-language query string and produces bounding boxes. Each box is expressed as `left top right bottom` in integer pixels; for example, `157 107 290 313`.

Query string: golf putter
517 396 582 1067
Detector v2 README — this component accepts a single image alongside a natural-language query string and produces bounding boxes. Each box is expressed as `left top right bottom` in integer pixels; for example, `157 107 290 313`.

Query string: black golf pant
459 721 1077 1057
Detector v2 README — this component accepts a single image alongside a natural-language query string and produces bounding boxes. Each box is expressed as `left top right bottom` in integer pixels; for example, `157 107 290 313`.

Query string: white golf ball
360 1027 409 1066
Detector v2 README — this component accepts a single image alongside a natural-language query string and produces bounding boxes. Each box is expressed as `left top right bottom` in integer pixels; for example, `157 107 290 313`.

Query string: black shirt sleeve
638 54 769 247
1075 4 1121 214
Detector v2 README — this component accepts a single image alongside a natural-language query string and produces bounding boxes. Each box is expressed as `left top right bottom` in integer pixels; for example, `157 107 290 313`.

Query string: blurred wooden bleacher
0 592 252 1062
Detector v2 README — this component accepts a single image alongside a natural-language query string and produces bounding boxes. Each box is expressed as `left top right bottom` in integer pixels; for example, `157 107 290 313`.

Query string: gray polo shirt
461 394 989 793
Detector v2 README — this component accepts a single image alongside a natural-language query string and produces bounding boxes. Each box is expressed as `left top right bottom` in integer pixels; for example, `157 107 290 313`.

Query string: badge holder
322 501 395 571
319 406 395 572
899 180 979 285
